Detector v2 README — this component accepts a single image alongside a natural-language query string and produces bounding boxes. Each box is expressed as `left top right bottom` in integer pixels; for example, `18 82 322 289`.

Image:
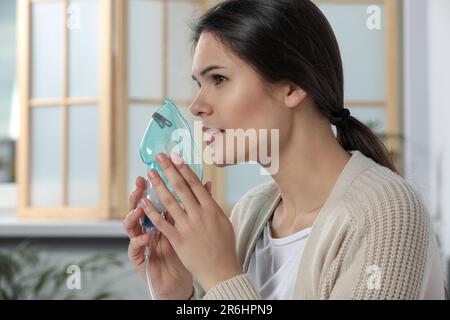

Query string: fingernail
170 152 183 166
156 153 166 163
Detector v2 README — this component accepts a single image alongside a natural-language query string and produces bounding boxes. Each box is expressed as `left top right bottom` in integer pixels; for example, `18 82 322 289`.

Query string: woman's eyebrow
192 65 226 81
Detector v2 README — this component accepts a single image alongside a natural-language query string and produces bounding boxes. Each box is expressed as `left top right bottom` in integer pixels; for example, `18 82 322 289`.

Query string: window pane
128 0 163 100
30 107 63 207
0 0 16 139
167 1 200 101
319 4 386 101
179 103 199 131
69 0 100 98
350 106 386 134
68 105 99 207
0 1 17 183
128 104 159 193
225 163 273 208
31 2 64 99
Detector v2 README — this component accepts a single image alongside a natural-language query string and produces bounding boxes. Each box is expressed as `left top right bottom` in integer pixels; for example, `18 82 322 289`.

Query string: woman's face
190 32 287 167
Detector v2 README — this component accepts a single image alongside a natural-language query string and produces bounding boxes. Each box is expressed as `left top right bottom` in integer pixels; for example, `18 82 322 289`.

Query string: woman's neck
270 107 351 230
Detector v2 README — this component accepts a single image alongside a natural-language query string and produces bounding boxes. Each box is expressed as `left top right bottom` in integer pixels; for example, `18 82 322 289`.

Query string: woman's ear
283 83 308 108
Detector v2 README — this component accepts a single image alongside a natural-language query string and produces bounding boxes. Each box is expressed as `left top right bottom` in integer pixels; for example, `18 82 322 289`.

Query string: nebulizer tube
138 99 203 300
144 226 158 300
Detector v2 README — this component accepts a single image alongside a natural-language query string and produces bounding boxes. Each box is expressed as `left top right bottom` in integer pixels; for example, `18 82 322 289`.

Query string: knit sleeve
190 274 262 300
330 174 432 299
190 273 262 300
202 274 262 300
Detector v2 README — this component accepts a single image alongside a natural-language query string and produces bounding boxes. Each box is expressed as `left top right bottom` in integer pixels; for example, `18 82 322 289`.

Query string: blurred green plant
0 240 125 300
365 119 405 173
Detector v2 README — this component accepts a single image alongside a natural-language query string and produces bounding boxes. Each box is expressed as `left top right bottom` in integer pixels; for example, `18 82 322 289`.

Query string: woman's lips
202 126 225 133
206 135 215 146
203 127 224 146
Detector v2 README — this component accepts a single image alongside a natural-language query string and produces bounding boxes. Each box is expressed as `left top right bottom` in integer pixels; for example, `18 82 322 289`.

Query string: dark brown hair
191 0 397 172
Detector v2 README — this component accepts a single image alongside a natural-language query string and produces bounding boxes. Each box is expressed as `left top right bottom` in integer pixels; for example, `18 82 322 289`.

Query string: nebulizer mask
138 99 203 300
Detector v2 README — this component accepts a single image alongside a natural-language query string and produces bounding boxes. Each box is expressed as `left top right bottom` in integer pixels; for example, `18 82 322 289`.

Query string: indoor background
0 0 449 299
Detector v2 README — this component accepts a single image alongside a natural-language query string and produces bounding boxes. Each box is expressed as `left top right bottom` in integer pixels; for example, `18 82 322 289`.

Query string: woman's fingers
153 154 200 213
141 198 180 246
168 153 212 206
126 176 211 241
129 176 147 209
128 232 151 261
205 181 212 195
125 176 150 239
136 176 147 189
123 207 145 239
146 170 189 225
129 189 143 211
164 211 175 225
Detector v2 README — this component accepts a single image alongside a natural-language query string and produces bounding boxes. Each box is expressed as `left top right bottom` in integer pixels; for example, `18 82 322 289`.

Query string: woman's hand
124 176 212 299
140 152 242 293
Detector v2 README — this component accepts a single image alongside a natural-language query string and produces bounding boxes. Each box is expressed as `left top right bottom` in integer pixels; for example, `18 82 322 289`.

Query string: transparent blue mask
139 99 203 232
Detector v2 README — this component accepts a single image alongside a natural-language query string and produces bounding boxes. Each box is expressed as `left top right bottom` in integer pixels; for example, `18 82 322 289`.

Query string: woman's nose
189 97 212 118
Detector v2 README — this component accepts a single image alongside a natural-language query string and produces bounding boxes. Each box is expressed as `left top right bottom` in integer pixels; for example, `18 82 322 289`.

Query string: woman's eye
212 74 227 86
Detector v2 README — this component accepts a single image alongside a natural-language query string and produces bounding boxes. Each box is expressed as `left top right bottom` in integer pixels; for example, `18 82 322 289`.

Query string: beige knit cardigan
191 151 447 299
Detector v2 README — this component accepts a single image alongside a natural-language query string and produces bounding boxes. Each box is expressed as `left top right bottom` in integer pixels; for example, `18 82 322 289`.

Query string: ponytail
334 113 398 173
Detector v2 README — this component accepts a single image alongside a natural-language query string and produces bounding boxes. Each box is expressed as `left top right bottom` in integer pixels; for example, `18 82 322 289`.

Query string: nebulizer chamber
138 99 203 299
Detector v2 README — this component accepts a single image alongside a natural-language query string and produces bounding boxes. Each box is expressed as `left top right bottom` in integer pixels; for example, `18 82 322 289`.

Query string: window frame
16 0 112 219
15 0 210 220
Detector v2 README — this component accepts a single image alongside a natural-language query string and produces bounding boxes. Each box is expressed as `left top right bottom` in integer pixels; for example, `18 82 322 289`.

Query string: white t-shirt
247 221 312 300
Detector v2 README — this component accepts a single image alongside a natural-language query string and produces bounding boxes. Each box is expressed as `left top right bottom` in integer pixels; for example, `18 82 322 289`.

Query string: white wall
403 0 431 205
404 0 450 265
428 0 450 259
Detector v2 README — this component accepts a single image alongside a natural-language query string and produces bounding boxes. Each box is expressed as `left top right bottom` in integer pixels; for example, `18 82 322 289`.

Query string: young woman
123 0 447 299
